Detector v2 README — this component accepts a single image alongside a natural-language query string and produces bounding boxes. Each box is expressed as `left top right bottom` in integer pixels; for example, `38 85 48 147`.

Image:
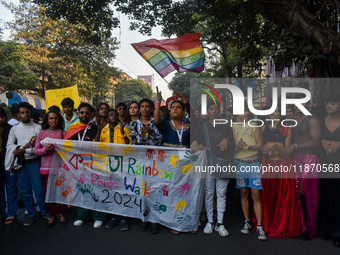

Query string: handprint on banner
169 154 179 168
63 140 75 153
158 150 166 162
184 151 199 162
98 142 112 153
153 202 167 214
176 183 191 196
181 164 193 175
122 146 133 155
175 200 186 211
143 202 151 216
160 184 169 197
62 186 72 197
58 161 70 171
84 184 94 194
72 173 87 185
76 183 86 194
146 149 155 159
177 213 192 224
55 175 66 186
58 151 66 159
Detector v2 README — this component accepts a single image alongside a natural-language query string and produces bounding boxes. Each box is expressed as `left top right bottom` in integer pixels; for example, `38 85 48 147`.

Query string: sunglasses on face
118 107 126 111
79 111 90 115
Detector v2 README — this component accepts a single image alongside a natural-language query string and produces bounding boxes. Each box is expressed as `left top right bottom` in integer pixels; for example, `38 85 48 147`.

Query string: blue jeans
235 160 262 189
17 161 48 217
5 171 18 217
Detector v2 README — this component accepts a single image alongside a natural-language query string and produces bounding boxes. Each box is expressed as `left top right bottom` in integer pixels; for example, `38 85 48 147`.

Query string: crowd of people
0 86 339 248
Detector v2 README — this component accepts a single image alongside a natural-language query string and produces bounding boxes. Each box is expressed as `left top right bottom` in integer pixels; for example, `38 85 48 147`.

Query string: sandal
170 229 180 235
5 216 15 225
59 214 68 226
191 229 198 234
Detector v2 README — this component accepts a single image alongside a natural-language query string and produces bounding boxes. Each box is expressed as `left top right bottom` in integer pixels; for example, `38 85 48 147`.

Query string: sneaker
105 217 118 229
215 224 229 237
73 220 83 226
203 222 214 234
23 217 34 227
93 220 103 229
257 228 268 241
120 219 129 231
241 221 252 234
42 214 51 220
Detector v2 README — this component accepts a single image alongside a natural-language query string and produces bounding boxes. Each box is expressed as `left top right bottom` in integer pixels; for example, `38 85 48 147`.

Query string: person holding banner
154 87 190 149
34 110 67 228
154 87 192 235
6 102 50 226
64 102 106 229
98 108 132 231
61 98 79 131
131 99 163 147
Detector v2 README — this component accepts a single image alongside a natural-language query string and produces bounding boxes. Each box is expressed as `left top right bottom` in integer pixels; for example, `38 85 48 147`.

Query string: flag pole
159 74 177 93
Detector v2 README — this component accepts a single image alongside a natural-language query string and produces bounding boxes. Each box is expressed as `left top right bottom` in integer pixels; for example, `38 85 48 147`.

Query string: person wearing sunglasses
117 102 127 123
64 103 106 229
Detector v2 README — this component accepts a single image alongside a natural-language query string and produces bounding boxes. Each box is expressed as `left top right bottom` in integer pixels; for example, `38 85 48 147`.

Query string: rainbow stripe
132 33 205 78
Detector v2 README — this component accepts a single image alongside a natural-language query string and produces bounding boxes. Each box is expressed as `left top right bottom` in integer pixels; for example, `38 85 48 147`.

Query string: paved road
1 197 338 255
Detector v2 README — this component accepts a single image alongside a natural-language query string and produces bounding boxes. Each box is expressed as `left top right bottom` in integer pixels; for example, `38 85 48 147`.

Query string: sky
0 0 173 98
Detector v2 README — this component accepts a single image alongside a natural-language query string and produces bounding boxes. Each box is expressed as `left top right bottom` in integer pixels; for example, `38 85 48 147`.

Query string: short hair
48 105 61 113
61 97 74 107
117 102 127 110
139 98 155 111
107 108 118 117
77 102 93 112
207 100 220 109
17 102 33 113
170 100 185 110
0 107 8 122
41 110 64 130
10 104 18 116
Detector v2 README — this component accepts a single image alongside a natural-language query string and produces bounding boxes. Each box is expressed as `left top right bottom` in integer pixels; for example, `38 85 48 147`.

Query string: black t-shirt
203 121 235 159
69 123 98 141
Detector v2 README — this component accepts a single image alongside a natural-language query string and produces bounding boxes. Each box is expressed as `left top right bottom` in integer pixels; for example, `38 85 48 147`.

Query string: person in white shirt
6 102 49 226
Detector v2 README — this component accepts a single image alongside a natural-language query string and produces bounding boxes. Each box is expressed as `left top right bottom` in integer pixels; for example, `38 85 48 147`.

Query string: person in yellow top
232 106 267 241
96 108 131 231
97 109 132 145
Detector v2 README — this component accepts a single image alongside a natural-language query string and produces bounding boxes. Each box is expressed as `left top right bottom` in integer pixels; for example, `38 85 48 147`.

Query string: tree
0 40 39 91
2 0 120 98
254 0 340 77
32 0 119 45
27 0 340 78
114 79 153 104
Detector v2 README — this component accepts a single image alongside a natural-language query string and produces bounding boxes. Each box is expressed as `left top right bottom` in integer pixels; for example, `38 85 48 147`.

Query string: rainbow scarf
132 33 205 78
64 123 88 140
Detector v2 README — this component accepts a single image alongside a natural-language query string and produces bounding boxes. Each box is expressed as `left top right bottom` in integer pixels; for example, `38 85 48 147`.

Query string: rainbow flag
131 33 205 78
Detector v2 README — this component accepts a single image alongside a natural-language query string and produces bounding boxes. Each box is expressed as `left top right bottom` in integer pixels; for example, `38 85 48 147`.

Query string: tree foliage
114 79 153 104
1 0 120 98
0 40 39 91
32 0 118 45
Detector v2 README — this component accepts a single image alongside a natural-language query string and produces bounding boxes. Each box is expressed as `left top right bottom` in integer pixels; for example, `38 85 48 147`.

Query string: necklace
48 129 58 133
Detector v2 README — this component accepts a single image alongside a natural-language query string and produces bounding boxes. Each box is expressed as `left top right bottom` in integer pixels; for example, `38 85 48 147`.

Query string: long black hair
41 110 64 130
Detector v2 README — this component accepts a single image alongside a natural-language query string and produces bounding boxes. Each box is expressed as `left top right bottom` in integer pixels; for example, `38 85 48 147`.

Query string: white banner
41 138 206 232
